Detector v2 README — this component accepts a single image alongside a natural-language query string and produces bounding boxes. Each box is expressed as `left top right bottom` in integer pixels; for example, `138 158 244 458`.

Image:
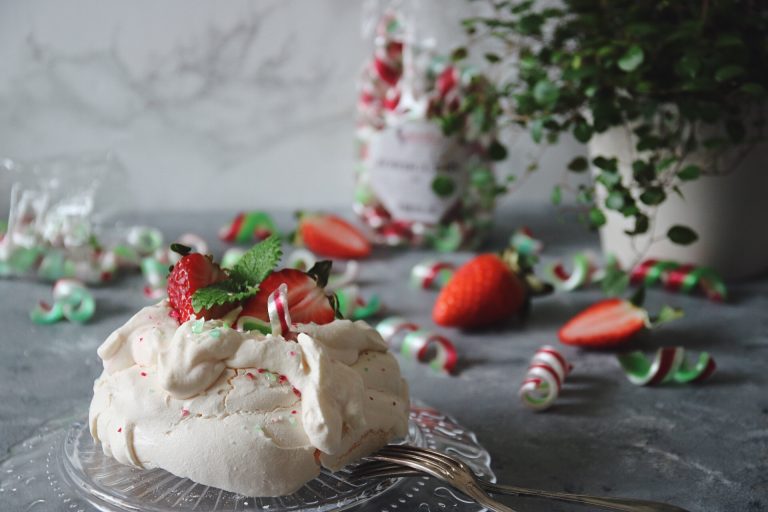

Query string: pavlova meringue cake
89 237 409 496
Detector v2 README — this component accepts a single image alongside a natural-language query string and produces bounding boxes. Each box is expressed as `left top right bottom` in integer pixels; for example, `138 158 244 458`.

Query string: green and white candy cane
141 257 170 299
334 285 382 320
618 347 716 386
375 316 458 374
30 279 95 324
127 226 164 256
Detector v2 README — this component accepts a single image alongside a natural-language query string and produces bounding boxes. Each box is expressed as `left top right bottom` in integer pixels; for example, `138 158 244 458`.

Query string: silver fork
359 444 518 511
355 445 690 512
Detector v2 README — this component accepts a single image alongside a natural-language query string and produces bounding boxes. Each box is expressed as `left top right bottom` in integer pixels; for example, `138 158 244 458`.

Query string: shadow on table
549 374 618 416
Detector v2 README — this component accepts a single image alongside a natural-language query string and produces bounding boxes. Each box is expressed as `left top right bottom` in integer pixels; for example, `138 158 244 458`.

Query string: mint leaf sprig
191 235 282 313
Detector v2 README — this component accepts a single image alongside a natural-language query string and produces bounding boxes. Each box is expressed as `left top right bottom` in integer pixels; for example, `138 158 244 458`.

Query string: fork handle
481 481 690 512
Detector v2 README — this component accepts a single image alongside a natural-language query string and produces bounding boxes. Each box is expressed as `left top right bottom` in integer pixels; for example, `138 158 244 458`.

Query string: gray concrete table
1 207 766 511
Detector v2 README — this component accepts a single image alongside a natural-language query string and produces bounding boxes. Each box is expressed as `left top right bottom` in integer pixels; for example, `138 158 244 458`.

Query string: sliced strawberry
296 213 371 259
167 253 230 323
238 263 336 326
558 298 648 348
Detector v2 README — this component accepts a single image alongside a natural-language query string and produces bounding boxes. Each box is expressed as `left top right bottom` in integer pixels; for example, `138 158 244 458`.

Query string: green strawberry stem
307 260 333 288
498 247 553 298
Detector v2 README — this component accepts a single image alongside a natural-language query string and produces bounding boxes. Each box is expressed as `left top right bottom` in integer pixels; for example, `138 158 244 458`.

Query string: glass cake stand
0 403 495 512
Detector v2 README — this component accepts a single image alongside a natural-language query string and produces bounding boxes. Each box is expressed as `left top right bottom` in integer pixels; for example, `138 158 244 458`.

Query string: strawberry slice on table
167 251 230 323
558 298 649 348
238 261 337 326
433 253 527 329
295 213 372 259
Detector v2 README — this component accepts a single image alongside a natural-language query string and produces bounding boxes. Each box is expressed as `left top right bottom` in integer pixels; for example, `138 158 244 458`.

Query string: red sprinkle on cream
181 409 190 417
246 372 255 380
140 371 147 377
117 427 122 433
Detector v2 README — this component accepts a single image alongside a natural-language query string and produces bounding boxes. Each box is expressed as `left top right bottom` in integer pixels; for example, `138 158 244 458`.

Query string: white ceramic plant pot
589 126 768 280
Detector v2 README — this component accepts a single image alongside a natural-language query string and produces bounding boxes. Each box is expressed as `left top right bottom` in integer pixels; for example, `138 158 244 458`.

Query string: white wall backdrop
0 0 583 213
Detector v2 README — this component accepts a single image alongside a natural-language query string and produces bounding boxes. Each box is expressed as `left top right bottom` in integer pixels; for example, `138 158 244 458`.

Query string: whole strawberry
167 251 229 322
432 253 527 329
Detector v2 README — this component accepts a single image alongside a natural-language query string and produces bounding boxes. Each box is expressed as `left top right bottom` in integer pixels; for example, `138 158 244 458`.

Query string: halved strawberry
238 262 336 326
296 213 371 259
558 298 648 348
167 253 230 323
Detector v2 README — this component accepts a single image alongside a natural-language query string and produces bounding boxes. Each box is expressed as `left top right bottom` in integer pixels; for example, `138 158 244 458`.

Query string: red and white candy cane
410 260 455 290
519 346 573 411
375 316 458 374
267 283 293 339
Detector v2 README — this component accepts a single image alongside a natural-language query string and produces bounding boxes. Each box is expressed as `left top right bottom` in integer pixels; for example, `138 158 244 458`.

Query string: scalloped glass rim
0 402 494 512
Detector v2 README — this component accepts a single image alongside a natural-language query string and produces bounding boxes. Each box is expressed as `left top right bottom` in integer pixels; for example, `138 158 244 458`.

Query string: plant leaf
551 185 562 205
432 175 456 197
533 80 559 107
568 156 588 172
715 65 745 82
488 140 508 161
589 207 607 228
618 45 644 72
667 225 698 245
677 164 700 181
639 187 666 205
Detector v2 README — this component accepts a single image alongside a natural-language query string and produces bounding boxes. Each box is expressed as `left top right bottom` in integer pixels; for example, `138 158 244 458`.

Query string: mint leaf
192 280 258 312
229 235 282 286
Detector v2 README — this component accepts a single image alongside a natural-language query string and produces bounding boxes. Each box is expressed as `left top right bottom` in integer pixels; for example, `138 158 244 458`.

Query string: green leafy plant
451 0 768 262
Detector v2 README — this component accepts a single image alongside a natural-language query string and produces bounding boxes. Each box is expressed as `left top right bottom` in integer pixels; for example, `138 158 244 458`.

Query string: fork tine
349 461 421 480
378 445 465 465
376 445 468 472
369 452 455 480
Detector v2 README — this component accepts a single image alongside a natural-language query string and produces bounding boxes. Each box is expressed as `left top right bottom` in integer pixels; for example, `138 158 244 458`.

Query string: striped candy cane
630 259 727 302
375 317 458 374
519 346 572 411
617 347 716 386
267 283 292 338
334 285 383 320
219 211 278 244
543 252 597 291
410 260 455 290
30 279 96 324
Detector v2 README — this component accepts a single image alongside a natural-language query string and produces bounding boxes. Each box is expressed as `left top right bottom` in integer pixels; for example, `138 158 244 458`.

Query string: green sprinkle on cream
191 319 205 334
265 372 277 382
253 425 263 433
209 329 221 340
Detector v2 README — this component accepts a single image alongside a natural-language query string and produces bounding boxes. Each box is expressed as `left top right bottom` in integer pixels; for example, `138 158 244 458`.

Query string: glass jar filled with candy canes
354 7 505 251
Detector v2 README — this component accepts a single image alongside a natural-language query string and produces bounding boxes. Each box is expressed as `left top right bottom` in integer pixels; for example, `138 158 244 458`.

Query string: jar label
364 120 468 224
